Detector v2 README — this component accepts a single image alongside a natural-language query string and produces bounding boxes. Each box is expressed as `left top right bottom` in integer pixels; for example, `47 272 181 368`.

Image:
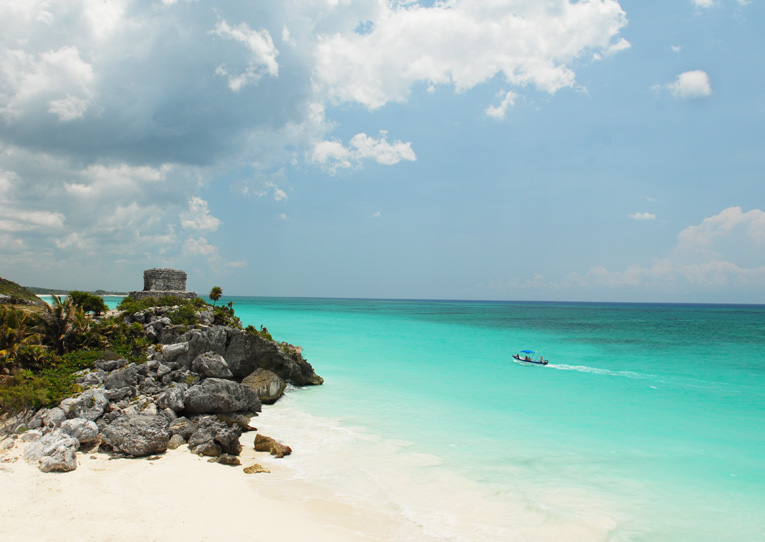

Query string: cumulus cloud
692 0 715 8
565 208 765 293
180 197 222 232
313 0 628 110
629 212 656 221
0 0 631 287
667 70 712 99
311 131 416 173
485 91 517 120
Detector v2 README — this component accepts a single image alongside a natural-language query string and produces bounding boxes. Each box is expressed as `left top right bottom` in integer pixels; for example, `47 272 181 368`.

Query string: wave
547 364 659 381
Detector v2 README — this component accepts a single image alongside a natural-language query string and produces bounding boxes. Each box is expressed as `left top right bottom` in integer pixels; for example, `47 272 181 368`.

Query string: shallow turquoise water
103 296 765 540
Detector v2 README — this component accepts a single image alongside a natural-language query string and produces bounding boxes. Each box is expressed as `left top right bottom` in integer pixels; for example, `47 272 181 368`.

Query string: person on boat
539 355 544 363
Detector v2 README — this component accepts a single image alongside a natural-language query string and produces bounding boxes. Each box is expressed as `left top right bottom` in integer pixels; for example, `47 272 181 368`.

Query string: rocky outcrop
182 378 261 415
12 296 313 472
101 415 170 457
157 326 323 386
242 368 286 404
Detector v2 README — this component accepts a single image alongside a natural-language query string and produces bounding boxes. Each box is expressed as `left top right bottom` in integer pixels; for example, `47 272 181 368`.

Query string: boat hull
512 354 548 365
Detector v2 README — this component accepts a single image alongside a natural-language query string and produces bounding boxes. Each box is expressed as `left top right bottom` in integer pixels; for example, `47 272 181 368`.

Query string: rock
168 417 197 440
167 434 186 450
242 368 286 404
191 352 233 379
23 430 79 472
104 364 140 390
75 369 106 388
215 412 257 432
20 430 42 442
243 464 270 474
217 453 240 466
42 407 68 430
254 434 291 458
162 342 189 362
101 415 170 457
182 378 261 415
187 416 242 456
95 358 123 372
156 363 172 378
59 389 108 421
60 418 99 446
0 436 15 451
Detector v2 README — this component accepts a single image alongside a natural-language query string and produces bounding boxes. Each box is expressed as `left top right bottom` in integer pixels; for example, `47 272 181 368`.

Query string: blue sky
1 0 763 303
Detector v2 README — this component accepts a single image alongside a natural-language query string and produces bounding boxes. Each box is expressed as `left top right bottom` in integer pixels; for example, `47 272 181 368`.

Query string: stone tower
129 268 197 301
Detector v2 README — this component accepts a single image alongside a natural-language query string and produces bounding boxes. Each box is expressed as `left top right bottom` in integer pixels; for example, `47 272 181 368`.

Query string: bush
168 305 199 326
68 291 108 315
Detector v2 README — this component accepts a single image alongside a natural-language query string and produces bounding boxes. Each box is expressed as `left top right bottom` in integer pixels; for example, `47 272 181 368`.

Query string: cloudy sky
1 0 763 303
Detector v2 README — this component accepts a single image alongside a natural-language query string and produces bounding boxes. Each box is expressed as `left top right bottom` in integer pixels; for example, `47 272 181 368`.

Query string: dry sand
0 436 378 542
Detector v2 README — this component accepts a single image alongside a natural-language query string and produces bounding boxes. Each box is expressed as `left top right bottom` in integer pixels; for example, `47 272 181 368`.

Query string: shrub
68 291 108 315
168 305 198 326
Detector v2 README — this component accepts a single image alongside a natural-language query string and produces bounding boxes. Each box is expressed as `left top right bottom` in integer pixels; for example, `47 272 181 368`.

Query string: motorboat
512 349 548 365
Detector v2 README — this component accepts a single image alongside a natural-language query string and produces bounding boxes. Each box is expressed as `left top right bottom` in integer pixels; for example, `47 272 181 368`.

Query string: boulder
168 417 197 440
23 430 79 472
161 342 189 362
104 364 140 390
217 454 241 466
242 368 286 404
254 434 291 458
214 412 257 432
182 379 261 415
191 352 233 379
101 415 170 457
187 416 242 456
59 389 109 421
60 418 99 446
168 434 185 450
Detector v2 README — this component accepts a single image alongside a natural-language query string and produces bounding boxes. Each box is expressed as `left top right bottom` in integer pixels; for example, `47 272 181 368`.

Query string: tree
39 295 90 355
68 290 108 316
209 286 223 307
0 306 41 372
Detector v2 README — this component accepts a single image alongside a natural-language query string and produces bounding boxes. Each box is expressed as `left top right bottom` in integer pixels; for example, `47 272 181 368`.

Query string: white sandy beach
0 436 378 542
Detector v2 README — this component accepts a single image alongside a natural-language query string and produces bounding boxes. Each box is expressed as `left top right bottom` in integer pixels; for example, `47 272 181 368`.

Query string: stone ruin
128 268 198 301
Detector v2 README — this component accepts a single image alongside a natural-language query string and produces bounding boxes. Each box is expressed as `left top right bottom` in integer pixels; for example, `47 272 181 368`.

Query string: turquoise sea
106 296 765 541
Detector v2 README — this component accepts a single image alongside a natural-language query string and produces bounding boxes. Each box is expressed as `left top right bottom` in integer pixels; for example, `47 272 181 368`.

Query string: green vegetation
209 286 222 307
0 276 43 305
117 295 206 314
68 291 108 315
246 324 273 342
168 304 199 325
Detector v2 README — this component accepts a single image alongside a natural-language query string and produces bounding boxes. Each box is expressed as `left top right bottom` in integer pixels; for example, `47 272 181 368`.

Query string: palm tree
39 295 90 355
0 306 42 369
209 286 223 307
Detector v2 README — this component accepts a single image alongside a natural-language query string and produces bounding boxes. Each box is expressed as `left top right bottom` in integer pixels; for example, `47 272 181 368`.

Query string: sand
0 436 378 542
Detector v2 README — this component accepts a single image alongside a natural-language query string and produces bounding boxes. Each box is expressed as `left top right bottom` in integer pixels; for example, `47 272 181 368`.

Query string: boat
512 349 548 365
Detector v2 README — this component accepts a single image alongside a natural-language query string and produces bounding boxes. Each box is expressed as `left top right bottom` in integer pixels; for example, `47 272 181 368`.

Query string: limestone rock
242 368 286 404
168 417 197 440
101 415 170 457
217 453 241 466
182 378 261 415
59 389 108 421
157 387 185 412
104 363 140 390
187 416 242 456
23 430 79 472
254 434 291 458
168 434 185 450
191 352 233 379
60 418 99 446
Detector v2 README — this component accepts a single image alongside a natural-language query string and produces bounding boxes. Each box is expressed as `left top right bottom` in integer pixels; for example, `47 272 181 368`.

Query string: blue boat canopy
520 349 535 354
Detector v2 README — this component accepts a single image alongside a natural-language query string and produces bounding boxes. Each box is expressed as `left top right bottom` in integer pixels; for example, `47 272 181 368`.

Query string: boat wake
547 364 658 382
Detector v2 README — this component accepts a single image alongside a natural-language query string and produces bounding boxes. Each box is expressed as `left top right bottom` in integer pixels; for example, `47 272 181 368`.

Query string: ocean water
100 296 765 540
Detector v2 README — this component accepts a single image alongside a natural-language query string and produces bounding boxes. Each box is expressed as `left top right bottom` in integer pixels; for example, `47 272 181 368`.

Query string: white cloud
184 236 218 257
180 197 222 232
226 260 248 268
485 91 517 120
371 211 381 218
629 212 656 221
313 0 628 110
213 19 279 91
565 207 765 293
667 70 712 99
311 131 416 173
692 0 715 8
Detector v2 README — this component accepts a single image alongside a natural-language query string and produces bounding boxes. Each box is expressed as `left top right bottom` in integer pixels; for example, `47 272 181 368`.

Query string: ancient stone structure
128 268 197 301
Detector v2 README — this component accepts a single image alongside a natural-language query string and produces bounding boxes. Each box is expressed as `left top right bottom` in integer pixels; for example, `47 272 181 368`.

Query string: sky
1 0 764 303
